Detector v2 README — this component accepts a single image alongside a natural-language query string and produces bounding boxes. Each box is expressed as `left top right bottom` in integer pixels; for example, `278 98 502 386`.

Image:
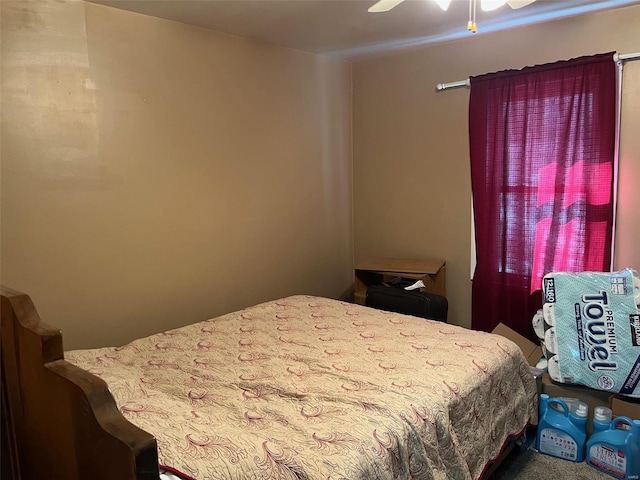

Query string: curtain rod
435 51 640 92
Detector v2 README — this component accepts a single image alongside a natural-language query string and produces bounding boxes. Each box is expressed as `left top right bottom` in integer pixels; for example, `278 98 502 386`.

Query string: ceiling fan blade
368 0 406 13
507 0 537 9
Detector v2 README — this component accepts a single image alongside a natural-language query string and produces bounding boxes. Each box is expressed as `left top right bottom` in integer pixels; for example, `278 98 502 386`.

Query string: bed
1 286 537 480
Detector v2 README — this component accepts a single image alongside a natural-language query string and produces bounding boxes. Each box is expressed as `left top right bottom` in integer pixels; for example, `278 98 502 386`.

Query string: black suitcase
365 285 448 322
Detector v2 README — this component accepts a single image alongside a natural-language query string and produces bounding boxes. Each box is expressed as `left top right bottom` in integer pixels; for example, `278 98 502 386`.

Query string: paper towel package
541 268 640 397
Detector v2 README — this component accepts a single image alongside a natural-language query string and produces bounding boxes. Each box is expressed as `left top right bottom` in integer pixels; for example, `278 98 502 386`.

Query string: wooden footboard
1 286 160 480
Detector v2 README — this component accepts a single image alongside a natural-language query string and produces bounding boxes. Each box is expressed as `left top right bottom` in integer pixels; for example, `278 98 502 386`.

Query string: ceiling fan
368 0 538 32
368 0 536 13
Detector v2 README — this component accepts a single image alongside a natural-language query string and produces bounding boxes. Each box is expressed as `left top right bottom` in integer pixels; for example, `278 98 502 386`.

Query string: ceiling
90 0 639 60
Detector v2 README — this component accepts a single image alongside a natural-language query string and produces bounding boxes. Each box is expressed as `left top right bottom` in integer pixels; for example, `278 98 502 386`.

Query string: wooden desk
354 258 446 305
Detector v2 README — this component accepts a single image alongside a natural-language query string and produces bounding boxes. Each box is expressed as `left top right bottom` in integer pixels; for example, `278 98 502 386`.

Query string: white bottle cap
575 402 588 417
594 406 612 422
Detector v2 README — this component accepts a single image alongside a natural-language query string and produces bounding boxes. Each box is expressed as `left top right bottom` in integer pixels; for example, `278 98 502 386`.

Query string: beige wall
353 5 640 330
1 1 353 349
3 2 637 349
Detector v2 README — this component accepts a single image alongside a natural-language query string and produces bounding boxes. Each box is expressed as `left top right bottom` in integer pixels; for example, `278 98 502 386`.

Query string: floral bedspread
66 296 537 480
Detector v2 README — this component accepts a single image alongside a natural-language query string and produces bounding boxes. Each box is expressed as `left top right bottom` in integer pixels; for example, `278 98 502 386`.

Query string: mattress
66 296 537 480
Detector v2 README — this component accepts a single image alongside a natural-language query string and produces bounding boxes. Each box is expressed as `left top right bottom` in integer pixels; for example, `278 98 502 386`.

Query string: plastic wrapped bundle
541 268 640 396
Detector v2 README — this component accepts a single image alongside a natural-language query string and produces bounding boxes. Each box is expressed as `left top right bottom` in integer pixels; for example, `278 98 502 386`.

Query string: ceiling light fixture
368 0 538 32
480 0 508 12
434 0 452 11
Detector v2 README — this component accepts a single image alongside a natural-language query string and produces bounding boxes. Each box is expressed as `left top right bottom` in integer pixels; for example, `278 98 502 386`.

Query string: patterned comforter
66 296 537 480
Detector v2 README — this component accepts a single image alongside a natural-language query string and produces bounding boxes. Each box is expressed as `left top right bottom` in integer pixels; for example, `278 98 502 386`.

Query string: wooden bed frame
1 285 529 480
0 286 159 480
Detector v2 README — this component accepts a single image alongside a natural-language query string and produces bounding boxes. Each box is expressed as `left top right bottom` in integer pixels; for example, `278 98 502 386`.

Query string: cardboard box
609 394 640 420
491 323 543 367
541 373 612 434
490 323 640 429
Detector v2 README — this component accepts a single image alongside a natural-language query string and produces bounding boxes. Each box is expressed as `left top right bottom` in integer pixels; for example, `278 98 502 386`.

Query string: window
468 53 616 340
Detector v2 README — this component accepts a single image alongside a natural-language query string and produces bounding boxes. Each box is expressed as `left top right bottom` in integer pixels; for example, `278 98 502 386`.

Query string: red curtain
469 53 616 341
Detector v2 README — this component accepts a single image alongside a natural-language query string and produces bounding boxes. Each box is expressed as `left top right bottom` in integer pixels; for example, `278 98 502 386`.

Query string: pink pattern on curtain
469 53 616 341
532 160 613 286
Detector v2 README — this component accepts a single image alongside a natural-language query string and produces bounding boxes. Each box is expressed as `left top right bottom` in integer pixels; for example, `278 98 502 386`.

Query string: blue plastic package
542 269 640 396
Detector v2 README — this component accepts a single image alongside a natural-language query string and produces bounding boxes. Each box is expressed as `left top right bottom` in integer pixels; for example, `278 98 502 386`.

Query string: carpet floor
490 444 613 480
